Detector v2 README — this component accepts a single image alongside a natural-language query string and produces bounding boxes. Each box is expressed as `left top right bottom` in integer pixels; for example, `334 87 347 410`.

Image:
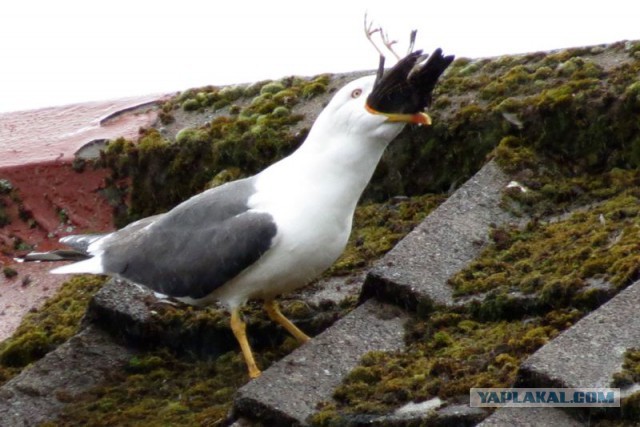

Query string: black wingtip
366 48 454 115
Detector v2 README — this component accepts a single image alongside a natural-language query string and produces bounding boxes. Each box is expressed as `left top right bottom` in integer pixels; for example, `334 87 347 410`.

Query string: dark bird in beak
365 48 454 125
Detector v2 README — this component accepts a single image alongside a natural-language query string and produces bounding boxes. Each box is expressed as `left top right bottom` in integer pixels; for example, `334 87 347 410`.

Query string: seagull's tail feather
50 256 105 275
21 233 108 274
23 250 90 262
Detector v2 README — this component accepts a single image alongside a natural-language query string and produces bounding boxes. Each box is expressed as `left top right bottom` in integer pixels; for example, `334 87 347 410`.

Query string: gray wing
100 178 278 299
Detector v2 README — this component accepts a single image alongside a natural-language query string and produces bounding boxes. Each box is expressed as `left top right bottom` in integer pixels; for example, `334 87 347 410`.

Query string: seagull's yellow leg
230 308 261 379
264 300 310 344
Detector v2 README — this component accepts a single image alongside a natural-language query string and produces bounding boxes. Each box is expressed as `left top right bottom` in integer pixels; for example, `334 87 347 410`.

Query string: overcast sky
1 0 638 113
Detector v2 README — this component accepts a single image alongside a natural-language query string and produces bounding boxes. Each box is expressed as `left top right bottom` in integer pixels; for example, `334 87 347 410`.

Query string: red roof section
0 94 169 341
0 95 167 168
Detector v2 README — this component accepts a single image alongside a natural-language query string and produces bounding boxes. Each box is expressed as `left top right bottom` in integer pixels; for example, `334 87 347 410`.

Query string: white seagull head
301 48 454 160
312 75 407 145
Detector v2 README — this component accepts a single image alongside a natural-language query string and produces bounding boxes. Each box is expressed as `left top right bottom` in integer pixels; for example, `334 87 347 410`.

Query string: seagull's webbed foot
264 300 310 344
230 308 261 379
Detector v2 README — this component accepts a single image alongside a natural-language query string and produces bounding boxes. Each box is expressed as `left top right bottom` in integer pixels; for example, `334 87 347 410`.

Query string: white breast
204 160 353 309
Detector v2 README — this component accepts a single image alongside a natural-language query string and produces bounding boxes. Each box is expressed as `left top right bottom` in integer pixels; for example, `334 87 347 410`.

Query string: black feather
366 48 454 115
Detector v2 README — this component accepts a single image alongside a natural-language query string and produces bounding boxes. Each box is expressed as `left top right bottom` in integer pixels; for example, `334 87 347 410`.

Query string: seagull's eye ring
351 88 363 98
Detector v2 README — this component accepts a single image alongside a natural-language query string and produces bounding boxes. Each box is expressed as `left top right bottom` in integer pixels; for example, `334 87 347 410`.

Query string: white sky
1 0 638 113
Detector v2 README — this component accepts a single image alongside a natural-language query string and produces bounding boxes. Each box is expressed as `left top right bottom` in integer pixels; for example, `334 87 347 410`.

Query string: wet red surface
0 94 169 342
0 161 112 259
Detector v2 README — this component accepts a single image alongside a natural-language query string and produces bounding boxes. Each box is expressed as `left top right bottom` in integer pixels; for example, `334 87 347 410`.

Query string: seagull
39 48 453 378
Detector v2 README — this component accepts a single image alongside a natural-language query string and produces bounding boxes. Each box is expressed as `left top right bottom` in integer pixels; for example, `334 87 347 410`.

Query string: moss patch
2 266 17 278
612 348 640 388
311 308 580 424
43 343 297 427
595 348 640 423
45 290 362 426
0 275 106 385
449 188 640 307
0 178 14 228
99 75 330 227
328 194 445 275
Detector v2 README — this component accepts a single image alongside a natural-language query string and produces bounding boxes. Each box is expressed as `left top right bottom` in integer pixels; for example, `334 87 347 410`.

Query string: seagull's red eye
351 89 362 98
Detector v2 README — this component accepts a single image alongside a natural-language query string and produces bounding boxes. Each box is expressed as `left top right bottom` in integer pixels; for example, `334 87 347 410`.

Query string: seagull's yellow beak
365 104 432 125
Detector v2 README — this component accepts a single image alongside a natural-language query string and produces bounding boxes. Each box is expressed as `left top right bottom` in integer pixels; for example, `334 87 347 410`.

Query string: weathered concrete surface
362 160 514 309
0 326 136 426
294 272 366 306
477 407 585 426
234 299 409 426
518 279 640 390
87 277 156 333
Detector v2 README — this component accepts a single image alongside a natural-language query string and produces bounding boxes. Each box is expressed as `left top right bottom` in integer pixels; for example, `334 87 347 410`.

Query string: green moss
480 65 533 99
627 41 640 57
272 106 290 117
273 88 298 106
260 81 285 95
218 85 244 102
46 348 288 426
449 190 640 307
612 348 640 387
0 276 106 384
619 392 640 422
158 109 175 125
99 75 329 226
181 98 200 112
2 266 17 278
0 178 13 194
604 348 640 422
35 290 362 426
312 311 568 423
206 167 242 189
532 66 553 80
327 194 444 275
301 76 329 98
0 179 15 227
